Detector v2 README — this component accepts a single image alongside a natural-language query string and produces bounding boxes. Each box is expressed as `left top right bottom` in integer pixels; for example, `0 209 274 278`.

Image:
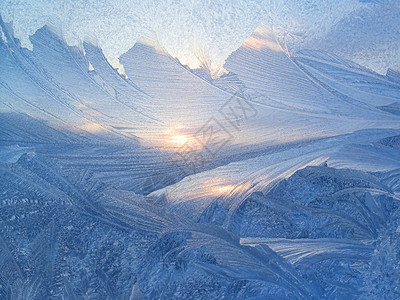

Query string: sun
169 134 190 146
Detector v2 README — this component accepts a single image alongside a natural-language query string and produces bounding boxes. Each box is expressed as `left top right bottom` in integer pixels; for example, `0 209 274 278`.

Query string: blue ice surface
0 7 400 299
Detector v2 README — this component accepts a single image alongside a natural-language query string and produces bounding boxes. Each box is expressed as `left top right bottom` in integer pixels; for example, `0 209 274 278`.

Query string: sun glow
168 134 190 146
162 125 199 150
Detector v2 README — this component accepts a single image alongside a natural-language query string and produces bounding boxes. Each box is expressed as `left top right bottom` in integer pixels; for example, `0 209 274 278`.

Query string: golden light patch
78 121 105 134
168 134 190 146
243 27 282 52
161 124 200 150
201 178 238 196
214 184 235 194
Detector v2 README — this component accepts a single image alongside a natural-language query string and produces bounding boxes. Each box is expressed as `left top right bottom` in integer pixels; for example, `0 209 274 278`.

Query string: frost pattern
1 4 400 299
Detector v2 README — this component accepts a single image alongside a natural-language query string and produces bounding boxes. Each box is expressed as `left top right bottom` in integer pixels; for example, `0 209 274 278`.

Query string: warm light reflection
243 27 282 52
168 134 190 146
201 178 238 196
161 124 200 151
214 184 235 194
78 121 105 134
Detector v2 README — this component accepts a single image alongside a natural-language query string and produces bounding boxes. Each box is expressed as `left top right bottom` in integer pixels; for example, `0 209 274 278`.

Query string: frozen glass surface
0 1 399 299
